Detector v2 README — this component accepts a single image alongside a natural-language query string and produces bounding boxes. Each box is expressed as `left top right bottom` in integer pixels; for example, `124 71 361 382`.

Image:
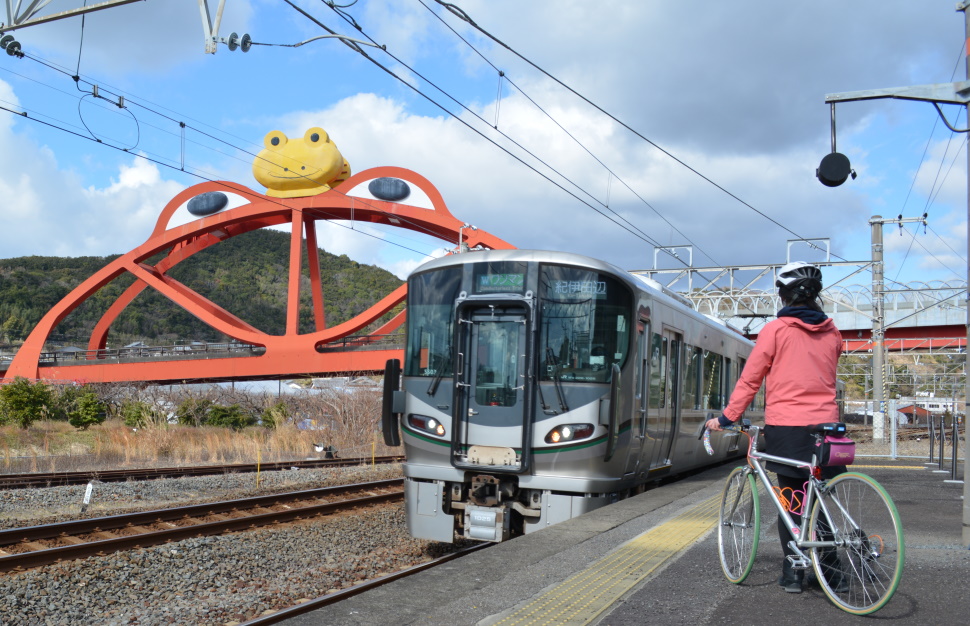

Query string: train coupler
464 504 510 542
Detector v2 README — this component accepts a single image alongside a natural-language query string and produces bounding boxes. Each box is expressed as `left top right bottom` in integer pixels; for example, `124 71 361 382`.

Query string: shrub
68 391 107 430
260 401 289 429
176 397 213 427
119 400 155 428
0 377 53 428
204 404 256 430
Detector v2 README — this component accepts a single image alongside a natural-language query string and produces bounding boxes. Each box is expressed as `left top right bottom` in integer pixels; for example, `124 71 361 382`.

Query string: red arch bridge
1 171 964 386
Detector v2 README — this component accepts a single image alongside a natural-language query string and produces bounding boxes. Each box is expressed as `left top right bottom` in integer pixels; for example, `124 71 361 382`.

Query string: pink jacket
723 314 842 426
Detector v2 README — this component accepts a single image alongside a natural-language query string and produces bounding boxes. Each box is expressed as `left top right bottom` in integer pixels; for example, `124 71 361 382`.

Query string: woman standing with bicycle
705 261 845 593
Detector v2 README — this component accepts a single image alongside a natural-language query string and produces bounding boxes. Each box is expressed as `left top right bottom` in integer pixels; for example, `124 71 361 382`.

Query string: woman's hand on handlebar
705 414 736 432
705 416 724 431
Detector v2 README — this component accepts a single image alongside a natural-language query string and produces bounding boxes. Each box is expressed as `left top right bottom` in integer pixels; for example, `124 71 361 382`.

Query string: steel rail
0 479 404 572
0 456 404 489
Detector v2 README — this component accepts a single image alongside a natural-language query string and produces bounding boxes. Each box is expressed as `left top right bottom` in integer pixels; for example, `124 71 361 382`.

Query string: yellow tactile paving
494 494 721 626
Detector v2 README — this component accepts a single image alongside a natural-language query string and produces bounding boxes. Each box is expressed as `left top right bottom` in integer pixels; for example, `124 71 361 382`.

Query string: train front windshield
403 266 463 378
404 261 633 384
538 265 632 383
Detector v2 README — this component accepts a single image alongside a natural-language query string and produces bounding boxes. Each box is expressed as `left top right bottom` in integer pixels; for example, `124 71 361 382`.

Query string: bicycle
704 421 904 615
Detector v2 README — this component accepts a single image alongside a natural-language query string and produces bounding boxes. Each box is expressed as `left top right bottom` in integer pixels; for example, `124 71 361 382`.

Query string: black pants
776 473 808 559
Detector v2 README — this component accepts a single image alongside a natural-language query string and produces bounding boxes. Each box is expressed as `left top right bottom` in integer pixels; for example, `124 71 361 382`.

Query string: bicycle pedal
786 556 811 570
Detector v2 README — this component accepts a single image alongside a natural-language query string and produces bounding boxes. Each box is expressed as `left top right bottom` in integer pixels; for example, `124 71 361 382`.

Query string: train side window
722 357 732 407
649 334 666 409
682 345 702 411
702 350 723 410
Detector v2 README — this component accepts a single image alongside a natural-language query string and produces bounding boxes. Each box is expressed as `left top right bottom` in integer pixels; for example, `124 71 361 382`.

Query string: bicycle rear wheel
717 466 760 583
809 472 904 615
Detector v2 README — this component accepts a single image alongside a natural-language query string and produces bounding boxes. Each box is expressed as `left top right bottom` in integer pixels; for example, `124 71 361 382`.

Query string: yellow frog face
252 127 350 198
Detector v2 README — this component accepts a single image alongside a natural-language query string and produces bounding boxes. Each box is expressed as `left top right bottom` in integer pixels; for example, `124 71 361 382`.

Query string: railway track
0 456 404 489
0 478 404 573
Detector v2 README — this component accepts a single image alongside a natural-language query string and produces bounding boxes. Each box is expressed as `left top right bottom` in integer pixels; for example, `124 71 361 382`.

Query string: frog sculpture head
252 127 350 198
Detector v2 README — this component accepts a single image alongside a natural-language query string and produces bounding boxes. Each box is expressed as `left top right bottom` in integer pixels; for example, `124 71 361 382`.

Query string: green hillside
0 229 403 348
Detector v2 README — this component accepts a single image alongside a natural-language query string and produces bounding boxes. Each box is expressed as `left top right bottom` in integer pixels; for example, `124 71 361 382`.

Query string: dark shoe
778 560 804 593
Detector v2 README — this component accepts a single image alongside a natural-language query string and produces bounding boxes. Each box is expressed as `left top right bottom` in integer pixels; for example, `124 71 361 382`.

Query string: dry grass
0 419 398 473
0 382 399 473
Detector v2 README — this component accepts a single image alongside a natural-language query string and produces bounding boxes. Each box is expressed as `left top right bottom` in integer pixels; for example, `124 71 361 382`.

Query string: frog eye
305 127 329 145
264 131 287 149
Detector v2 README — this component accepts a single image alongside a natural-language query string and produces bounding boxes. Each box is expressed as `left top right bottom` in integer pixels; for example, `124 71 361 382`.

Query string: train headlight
544 423 595 444
408 414 447 437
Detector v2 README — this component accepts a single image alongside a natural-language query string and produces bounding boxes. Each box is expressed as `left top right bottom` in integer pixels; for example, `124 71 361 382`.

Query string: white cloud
0 0 964 291
0 85 185 259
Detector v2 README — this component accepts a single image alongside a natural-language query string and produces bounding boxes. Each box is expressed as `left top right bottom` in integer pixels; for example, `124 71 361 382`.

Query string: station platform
284 459 967 625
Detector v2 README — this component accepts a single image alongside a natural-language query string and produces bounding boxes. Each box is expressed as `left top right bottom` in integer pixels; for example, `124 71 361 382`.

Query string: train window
682 346 702 411
703 350 723 410
404 267 463 377
472 261 528 294
537 264 633 383
473 319 521 407
668 336 681 413
649 334 666 409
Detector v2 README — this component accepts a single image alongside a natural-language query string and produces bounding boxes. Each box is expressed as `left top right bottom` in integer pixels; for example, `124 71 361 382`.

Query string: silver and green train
382 249 762 543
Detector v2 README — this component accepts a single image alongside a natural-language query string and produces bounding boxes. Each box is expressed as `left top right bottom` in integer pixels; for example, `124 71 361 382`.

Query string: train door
452 303 531 472
625 316 651 477
645 329 680 470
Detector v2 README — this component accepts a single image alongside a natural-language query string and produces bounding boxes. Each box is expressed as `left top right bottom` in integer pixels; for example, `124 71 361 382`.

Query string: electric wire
305 0 669 251
2 4 962 312
415 0 722 267
430 0 833 257
5 48 458 254
891 43 967 282
0 99 438 259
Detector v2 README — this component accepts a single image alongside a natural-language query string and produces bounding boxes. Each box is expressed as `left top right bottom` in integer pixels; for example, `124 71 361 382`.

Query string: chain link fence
846 400 965 473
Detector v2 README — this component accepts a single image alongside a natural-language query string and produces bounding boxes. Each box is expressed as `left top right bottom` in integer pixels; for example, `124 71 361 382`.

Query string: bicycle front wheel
809 472 904 615
717 466 760 584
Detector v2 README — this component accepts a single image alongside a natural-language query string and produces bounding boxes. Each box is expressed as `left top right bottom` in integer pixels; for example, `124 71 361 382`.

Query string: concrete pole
962 3 970 550
870 215 886 443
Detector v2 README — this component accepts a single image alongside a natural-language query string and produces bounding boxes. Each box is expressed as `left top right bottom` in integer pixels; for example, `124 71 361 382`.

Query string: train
381 249 763 543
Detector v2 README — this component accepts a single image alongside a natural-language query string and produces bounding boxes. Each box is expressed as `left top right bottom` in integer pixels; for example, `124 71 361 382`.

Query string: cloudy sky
0 0 966 292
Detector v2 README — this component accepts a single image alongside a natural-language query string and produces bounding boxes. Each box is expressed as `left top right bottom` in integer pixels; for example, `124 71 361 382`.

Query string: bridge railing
3 333 407 369
34 342 266 366
316 332 405 352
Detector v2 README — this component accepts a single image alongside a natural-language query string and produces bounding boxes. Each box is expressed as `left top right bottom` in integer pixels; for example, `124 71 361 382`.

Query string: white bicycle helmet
776 261 822 299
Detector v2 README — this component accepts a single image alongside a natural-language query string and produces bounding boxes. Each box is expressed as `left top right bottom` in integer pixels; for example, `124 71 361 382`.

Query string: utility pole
820 5 970 549
869 215 928 443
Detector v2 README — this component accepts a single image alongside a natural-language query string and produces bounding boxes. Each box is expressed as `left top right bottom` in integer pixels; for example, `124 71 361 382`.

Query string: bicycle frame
739 425 860 561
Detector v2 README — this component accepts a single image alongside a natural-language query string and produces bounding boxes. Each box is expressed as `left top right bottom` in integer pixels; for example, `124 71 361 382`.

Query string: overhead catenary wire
417 0 966 312
0 100 436 258
4 45 461 255
0 2 961 302
429 0 835 260
284 1 677 253
891 43 967 283
415 0 724 268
